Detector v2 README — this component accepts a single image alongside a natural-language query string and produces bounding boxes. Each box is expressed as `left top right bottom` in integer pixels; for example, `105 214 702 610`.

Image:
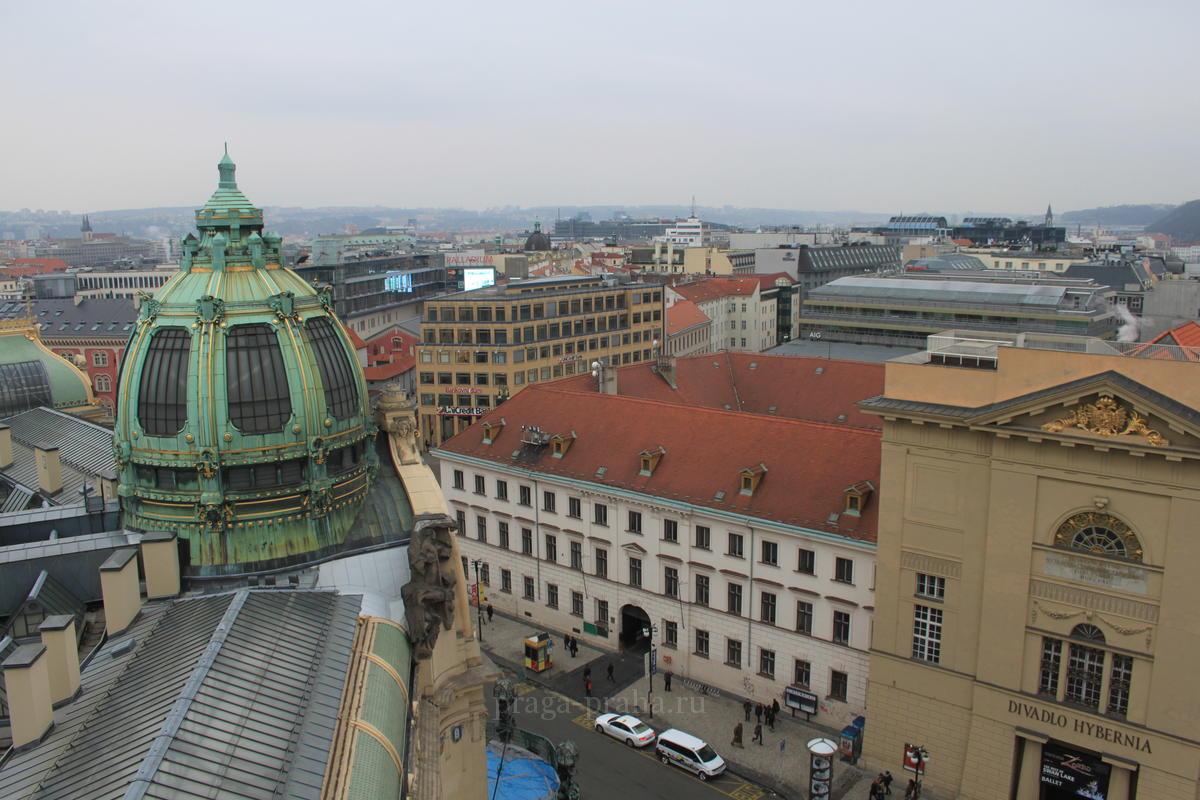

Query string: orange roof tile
671 277 759 304
665 300 709 335
438 384 879 540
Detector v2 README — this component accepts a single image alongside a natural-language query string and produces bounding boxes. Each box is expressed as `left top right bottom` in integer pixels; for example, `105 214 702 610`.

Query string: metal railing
486 719 559 769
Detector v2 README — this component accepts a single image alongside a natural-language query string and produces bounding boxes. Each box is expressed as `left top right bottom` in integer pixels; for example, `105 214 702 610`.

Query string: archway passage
619 604 651 654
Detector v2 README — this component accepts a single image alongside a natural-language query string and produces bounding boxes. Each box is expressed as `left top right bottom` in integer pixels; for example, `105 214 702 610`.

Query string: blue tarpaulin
486 741 559 800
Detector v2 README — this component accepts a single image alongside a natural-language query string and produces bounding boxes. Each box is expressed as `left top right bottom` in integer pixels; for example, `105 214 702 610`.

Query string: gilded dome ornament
1042 394 1169 447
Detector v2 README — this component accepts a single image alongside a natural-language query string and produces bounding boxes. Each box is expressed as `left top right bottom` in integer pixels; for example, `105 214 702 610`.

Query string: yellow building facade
861 334 1200 799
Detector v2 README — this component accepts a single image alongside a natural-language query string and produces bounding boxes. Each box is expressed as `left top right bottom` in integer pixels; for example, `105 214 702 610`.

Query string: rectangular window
629 557 642 587
835 557 854 584
1109 654 1132 717
543 490 556 513
695 629 710 658
695 574 710 606
833 610 851 644
474 474 485 495
501 569 512 594
695 525 710 550
664 620 678 647
794 659 811 687
759 648 776 678
916 573 945 600
594 503 608 526
1065 643 1105 709
519 485 531 506
546 583 559 609
728 532 744 558
476 515 487 542
521 528 533 555
455 510 466 537
523 576 535 600
797 601 813 634
663 519 678 542
628 510 642 533
761 540 778 566
452 469 464 490
496 479 508 501
760 591 777 624
570 541 582 570
797 548 815 575
830 670 848 702
545 534 557 563
595 548 608 578
664 567 679 597
726 638 742 668
498 521 510 549
1039 638 1062 696
568 497 581 518
480 563 490 585
911 605 943 664
571 591 584 617
596 599 608 625
727 583 743 616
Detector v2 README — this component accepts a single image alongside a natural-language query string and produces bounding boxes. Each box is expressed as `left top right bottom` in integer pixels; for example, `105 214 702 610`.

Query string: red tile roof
750 272 795 288
1134 321 1200 361
361 327 419 381
665 300 709 335
670 277 759 304
554 352 883 429
438 384 879 540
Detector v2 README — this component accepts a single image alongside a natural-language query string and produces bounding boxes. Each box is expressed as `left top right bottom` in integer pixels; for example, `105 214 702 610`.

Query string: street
493 679 777 800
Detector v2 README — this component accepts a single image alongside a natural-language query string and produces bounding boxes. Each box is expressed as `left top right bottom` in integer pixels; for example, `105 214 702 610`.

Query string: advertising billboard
463 267 496 291
445 252 494 269
1040 742 1110 800
385 271 413 293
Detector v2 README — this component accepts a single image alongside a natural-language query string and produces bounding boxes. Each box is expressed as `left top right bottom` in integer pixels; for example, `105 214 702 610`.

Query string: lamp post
472 558 484 643
642 622 658 718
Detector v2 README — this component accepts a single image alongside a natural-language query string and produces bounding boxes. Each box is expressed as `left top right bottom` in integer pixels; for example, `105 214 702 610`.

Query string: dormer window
739 463 767 496
638 446 666 476
843 480 874 516
481 418 505 445
551 431 577 459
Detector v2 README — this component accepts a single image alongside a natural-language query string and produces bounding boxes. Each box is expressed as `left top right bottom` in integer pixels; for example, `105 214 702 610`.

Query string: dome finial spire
217 145 236 189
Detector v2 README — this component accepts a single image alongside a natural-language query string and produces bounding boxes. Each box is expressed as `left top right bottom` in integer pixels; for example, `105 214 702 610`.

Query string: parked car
594 713 657 747
655 728 726 781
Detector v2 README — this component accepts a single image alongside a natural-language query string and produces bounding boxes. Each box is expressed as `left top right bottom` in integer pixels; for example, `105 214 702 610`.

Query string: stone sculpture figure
555 740 580 800
401 514 458 660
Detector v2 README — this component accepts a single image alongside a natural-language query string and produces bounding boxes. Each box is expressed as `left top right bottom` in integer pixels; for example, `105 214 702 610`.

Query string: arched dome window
1053 512 1143 562
1070 623 1105 643
137 327 191 436
226 324 291 434
304 318 359 419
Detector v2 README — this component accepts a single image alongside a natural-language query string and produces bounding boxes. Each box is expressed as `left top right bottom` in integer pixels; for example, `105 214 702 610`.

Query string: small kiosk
523 632 553 673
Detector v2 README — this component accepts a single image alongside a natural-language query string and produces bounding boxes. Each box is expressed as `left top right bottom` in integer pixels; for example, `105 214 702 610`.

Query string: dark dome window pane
304 317 359 420
137 327 191 436
226 324 291 434
0 361 52 416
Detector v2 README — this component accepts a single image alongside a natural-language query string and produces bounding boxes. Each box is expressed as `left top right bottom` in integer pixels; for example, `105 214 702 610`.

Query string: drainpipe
747 526 755 674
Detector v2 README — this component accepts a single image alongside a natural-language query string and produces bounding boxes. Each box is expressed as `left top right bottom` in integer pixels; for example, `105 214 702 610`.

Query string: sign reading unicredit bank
1040 741 1110 799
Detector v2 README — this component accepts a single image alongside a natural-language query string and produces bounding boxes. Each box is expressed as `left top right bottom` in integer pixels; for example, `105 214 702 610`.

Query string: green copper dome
114 151 377 577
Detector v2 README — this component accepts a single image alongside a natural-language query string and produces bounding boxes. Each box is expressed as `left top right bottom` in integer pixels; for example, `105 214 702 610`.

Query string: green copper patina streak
113 151 377 576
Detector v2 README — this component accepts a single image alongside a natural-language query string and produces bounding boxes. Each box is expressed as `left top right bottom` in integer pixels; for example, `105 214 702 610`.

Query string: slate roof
437 384 880 540
1060 261 1153 290
555 352 883 429
0 407 115 507
0 299 138 339
0 589 363 800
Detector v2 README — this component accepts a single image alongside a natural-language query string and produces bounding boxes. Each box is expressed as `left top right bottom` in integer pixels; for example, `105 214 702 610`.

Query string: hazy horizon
2 0 1196 214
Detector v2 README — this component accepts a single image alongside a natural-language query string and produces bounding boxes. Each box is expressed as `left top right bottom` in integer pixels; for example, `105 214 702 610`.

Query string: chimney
139 531 180 600
99 547 141 636
0 423 11 469
39 614 81 706
2 643 54 749
34 444 62 496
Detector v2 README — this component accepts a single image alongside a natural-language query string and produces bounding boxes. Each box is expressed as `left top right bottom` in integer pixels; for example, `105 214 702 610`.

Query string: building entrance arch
619 604 652 654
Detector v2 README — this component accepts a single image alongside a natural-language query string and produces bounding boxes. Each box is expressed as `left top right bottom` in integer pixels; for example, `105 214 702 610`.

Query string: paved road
493 679 779 800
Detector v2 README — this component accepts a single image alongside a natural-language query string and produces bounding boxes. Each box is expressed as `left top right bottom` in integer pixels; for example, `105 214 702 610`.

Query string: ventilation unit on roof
767 405 777 414
815 367 824 375
595 466 607 478
713 490 726 502
520 425 552 447
836 414 847 423
749 362 758 369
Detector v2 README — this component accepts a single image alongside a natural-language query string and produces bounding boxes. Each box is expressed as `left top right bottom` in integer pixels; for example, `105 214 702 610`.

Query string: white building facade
439 455 875 722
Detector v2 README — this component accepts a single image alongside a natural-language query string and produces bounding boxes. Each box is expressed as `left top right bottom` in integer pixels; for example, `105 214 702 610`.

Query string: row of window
133 447 363 493
425 291 654 324
1038 625 1131 718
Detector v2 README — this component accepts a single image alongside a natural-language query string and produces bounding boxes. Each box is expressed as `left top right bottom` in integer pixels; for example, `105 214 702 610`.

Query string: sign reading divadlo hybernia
1040 741 1110 800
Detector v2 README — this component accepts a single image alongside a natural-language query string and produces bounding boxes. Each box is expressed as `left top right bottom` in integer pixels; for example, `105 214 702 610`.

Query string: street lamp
472 559 484 643
642 623 659 718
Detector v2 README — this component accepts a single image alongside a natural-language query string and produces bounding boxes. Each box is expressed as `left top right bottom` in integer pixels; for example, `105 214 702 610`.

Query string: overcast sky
1 0 1196 215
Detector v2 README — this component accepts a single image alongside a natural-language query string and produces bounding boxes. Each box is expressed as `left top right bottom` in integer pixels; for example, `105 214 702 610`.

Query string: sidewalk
607 674 869 800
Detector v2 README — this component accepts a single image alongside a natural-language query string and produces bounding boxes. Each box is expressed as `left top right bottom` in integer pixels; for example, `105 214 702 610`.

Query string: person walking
731 722 744 748
869 777 883 799
743 699 752 721
755 703 763 724
766 705 775 731
771 698 780 719
904 778 917 800
486 603 494 624
752 722 763 746
606 662 615 682
882 771 894 795
584 666 592 683
664 670 672 691
585 678 593 698
570 638 578 657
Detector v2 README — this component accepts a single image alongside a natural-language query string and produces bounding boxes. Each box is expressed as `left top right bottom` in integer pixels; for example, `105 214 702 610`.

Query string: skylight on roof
714 490 726 502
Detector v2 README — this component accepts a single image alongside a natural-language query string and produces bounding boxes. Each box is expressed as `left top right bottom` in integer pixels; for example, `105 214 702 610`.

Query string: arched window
1070 623 1105 643
226 324 292 434
137 327 190 436
94 374 111 393
1053 512 1142 562
304 318 360 420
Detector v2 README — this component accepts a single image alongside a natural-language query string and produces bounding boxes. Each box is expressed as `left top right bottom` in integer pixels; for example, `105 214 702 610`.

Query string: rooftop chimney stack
34 444 62 496
0 423 12 469
99 548 141 636
39 615 81 706
2 643 54 749
140 531 181 600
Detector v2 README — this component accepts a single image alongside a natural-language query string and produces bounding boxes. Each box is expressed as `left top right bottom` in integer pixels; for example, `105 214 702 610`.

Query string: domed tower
114 150 376 577
523 221 551 252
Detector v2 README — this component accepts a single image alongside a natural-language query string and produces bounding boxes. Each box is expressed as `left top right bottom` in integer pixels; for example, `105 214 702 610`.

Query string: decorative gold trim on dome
1041 394 1169 447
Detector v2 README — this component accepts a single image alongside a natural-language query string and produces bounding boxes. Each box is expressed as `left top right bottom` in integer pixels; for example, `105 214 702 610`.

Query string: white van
654 728 726 781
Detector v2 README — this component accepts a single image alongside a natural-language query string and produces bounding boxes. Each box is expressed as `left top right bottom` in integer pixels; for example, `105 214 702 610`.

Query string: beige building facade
861 333 1200 799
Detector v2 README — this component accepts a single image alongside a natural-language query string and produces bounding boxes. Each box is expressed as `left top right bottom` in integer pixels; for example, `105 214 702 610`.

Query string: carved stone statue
493 677 516 742
401 514 458 660
555 740 580 800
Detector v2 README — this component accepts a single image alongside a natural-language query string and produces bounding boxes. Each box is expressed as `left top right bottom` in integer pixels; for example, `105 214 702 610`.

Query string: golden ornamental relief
1041 394 1169 447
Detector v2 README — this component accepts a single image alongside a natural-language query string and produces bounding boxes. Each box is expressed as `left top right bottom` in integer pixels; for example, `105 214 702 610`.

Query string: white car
594 713 657 747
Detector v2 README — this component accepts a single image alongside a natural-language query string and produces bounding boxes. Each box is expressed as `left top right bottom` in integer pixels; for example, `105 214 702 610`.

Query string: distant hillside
1060 204 1176 226
1146 200 1200 242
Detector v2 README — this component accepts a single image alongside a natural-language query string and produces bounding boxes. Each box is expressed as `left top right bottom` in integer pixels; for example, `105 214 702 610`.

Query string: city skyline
2 0 1197 213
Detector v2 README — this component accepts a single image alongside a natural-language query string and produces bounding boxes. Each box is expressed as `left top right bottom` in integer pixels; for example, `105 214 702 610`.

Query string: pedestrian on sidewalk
883 771 893 795
486 603 494 624
743 699 752 721
731 722 744 748
585 678 593 697
752 722 763 746
664 670 672 691
584 666 592 683
570 638 578 657
755 702 763 724
766 706 775 731
904 778 918 800
606 662 615 682
771 697 780 719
